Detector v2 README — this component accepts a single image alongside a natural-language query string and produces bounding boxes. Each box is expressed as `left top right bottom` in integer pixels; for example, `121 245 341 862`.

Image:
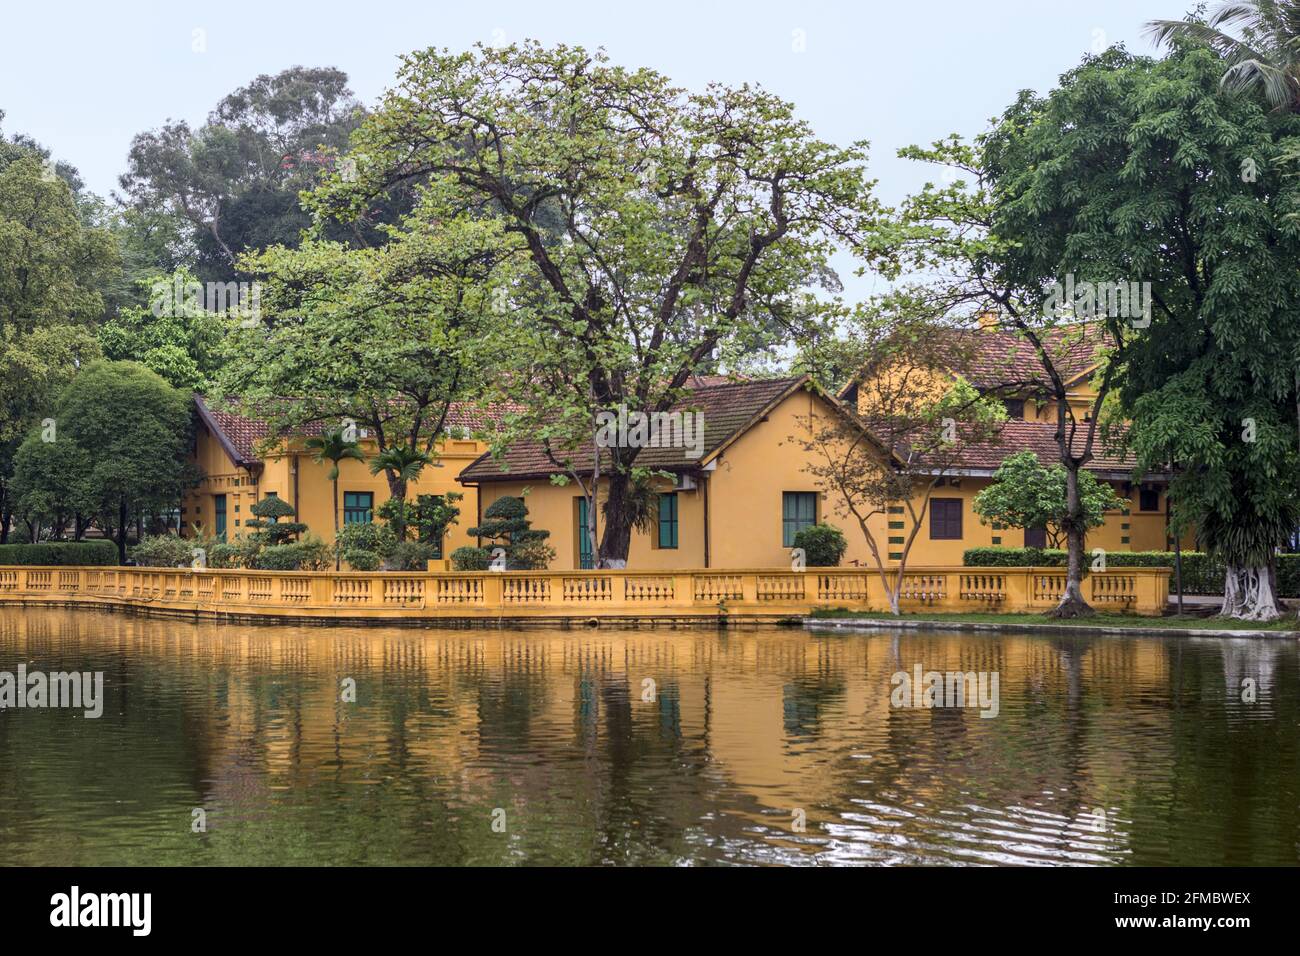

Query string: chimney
977 310 1001 331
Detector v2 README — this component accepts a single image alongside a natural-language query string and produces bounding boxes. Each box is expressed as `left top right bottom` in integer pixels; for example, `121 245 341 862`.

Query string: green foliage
962 546 1300 597
387 541 439 572
117 67 402 283
792 523 848 567
334 521 397 570
130 534 196 567
0 541 117 566
973 453 1123 548
244 496 306 546
17 360 196 560
9 434 93 540
314 41 878 562
468 496 554 569
0 152 115 456
304 428 364 482
450 546 491 572
403 493 462 548
342 549 382 572
250 535 332 572
97 269 229 390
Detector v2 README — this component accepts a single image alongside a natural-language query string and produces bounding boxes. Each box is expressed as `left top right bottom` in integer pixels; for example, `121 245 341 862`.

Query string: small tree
304 427 364 568
244 497 306 546
798 305 1005 614
468 496 554 570
972 452 1122 549
369 446 431 542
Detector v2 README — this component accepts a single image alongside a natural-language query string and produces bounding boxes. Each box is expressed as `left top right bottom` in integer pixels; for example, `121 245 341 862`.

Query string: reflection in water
0 609 1296 866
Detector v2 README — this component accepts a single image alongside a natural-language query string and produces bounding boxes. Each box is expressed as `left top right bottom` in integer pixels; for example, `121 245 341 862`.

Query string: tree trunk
1220 563 1280 621
385 474 407 541
1050 466 1095 618
597 470 632 568
117 498 129 564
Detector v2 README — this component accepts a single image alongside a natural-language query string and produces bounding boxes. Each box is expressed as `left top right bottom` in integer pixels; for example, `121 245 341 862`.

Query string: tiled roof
941 419 1136 475
963 325 1107 392
459 376 808 483
840 322 1109 397
195 396 508 465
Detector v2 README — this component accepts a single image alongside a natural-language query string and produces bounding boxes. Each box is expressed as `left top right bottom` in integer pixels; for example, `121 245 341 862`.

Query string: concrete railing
0 565 1172 623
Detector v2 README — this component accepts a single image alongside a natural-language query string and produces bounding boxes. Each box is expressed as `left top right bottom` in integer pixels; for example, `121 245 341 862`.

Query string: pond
0 607 1296 866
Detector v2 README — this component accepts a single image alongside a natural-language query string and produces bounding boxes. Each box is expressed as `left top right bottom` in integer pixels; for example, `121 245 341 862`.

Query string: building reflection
0 610 1296 866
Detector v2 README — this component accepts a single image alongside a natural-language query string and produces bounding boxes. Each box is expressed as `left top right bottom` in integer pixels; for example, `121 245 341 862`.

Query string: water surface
1 608 1296 866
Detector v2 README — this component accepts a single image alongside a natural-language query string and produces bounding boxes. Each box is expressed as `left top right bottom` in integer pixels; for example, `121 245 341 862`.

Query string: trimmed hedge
0 541 118 566
962 547 1300 597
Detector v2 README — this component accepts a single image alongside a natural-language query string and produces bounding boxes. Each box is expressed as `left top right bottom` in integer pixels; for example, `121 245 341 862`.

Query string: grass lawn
808 607 1300 631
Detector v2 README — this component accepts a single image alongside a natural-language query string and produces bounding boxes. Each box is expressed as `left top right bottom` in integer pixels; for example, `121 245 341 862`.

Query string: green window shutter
343 492 373 524
782 492 817 547
657 493 678 549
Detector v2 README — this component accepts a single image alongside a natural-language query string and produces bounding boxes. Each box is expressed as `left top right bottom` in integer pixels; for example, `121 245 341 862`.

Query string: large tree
35 361 195 561
119 66 408 282
0 150 117 542
215 218 513 521
311 41 876 566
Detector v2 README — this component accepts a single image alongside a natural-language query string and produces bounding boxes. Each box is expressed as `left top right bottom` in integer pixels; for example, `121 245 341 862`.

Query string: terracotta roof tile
459 376 807 483
195 397 508 465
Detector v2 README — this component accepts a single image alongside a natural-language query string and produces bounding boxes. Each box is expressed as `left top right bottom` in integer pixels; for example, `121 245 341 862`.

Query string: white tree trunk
1220 564 1280 622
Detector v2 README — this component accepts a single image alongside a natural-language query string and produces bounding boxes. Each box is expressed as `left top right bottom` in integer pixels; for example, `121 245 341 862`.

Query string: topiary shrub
792 523 848 567
0 541 118 566
468 496 552 569
130 534 196 567
450 546 491 571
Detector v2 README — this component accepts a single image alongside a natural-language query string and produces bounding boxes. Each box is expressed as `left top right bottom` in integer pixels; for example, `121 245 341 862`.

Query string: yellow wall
465 389 1185 571
183 424 486 554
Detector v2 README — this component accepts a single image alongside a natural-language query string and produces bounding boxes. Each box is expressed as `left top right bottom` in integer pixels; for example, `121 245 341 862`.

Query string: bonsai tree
304 427 365 567
973 452 1122 549
468 496 554 570
244 496 307 546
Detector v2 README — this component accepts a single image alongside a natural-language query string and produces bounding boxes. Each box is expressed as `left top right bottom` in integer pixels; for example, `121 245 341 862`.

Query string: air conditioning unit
674 473 698 492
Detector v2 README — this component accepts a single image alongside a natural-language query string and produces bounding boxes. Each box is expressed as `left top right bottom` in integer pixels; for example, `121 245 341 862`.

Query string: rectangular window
1024 526 1047 549
782 492 817 547
1003 398 1025 419
657 493 678 549
1139 487 1160 512
930 498 963 540
213 494 227 540
343 492 373 524
577 497 594 570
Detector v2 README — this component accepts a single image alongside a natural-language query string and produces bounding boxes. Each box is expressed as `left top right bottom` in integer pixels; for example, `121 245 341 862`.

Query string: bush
793 523 847 567
388 540 439 571
335 521 397 569
507 537 556 571
451 546 491 571
344 549 382 572
962 546 1065 567
959 546 1300 596
0 541 118 566
207 541 246 569
130 535 196 567
250 535 331 572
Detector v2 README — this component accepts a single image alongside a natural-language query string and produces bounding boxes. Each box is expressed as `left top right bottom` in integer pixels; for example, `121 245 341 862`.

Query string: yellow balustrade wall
0 565 1172 623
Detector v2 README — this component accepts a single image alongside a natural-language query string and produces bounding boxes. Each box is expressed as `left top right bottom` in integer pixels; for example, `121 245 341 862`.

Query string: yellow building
184 397 491 556
457 368 1178 571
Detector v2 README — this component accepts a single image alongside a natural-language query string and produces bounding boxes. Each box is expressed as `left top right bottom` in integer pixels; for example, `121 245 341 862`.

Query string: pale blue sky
1 0 1190 299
